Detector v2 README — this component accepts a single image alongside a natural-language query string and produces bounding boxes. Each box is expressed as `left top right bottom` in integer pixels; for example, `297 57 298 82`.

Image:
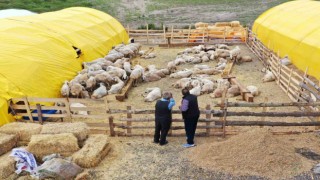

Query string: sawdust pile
187 128 314 179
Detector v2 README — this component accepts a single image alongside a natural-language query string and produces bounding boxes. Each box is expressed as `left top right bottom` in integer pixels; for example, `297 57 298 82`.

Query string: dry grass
0 152 15 179
187 128 318 179
72 135 110 168
27 133 79 160
41 122 89 142
0 122 42 142
0 133 17 156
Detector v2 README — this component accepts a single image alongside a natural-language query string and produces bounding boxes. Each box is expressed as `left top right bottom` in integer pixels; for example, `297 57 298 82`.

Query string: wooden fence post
146 24 149 44
205 104 211 136
171 25 174 43
127 106 132 136
187 24 191 43
23 97 33 122
36 104 43 125
163 24 166 41
109 116 115 137
260 97 268 128
222 99 228 138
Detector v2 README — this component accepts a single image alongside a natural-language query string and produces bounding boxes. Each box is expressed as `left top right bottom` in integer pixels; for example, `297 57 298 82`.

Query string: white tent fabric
0 9 36 18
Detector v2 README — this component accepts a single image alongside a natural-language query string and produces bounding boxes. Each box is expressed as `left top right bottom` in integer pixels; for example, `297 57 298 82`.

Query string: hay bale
0 133 17 156
72 135 110 168
27 133 79 160
0 122 42 142
0 152 15 179
41 122 89 142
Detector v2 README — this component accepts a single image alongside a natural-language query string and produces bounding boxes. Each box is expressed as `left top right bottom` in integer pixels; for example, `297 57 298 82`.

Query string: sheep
144 87 162 102
210 87 226 98
155 70 166 78
86 76 96 91
174 57 186 65
229 46 241 60
83 58 105 66
107 66 127 80
215 62 227 71
169 69 193 78
108 77 125 94
227 85 240 97
91 64 102 71
130 65 145 86
190 80 202 96
123 62 132 74
217 79 231 89
238 55 253 63
201 56 210 62
158 68 170 75
104 51 124 62
138 50 145 56
262 70 276 82
191 57 202 64
94 72 114 85
246 85 260 96
194 68 221 75
172 78 192 89
80 90 90 99
217 58 228 66
113 58 126 68
77 73 89 86
91 83 107 99
194 64 210 70
200 79 215 94
60 81 69 97
167 61 177 73
280 55 291 66
70 82 85 98
117 47 135 58
217 44 230 50
88 70 105 77
144 53 156 59
146 65 157 72
144 72 162 82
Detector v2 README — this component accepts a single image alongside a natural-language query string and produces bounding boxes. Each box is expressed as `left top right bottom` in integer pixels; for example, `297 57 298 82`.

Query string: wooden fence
9 97 110 134
246 29 320 120
127 24 247 45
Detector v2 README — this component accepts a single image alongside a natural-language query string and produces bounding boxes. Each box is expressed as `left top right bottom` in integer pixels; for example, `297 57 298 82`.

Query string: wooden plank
127 106 132 136
68 98 104 104
86 122 109 128
260 97 268 127
36 104 43 125
71 114 106 119
16 113 68 118
23 97 33 122
109 116 115 136
206 104 211 136
229 77 254 102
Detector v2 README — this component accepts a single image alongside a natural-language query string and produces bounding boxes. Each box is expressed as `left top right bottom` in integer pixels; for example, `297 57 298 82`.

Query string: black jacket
181 94 200 119
155 100 172 122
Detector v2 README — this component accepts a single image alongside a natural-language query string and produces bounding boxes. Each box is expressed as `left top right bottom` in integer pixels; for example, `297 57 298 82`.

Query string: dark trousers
184 116 199 144
154 119 171 144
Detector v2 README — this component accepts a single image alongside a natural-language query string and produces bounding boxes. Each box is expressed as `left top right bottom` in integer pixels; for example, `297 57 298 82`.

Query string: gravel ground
91 137 320 180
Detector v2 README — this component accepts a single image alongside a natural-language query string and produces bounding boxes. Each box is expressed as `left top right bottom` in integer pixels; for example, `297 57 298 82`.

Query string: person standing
180 88 200 148
154 92 175 145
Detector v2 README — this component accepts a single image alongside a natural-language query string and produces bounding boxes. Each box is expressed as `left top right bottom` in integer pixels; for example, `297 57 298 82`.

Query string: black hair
182 88 190 96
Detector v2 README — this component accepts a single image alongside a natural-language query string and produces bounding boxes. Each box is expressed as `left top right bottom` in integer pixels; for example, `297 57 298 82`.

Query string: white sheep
215 62 227 71
200 79 215 94
94 72 114 85
194 68 222 75
123 61 132 74
70 82 84 98
246 85 260 96
60 81 69 97
91 83 107 99
88 70 105 77
172 78 192 89
190 80 202 96
70 103 88 115
167 61 177 73
262 70 276 82
108 77 125 94
169 69 193 78
86 76 96 91
229 46 241 60
280 55 291 66
174 57 186 65
158 68 170 75
239 55 253 63
107 66 127 80
144 87 162 102
227 85 240 97
143 72 162 82
130 65 145 86
194 64 210 70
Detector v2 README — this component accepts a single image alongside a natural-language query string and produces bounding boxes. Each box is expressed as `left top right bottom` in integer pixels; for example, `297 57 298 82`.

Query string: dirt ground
83 44 320 179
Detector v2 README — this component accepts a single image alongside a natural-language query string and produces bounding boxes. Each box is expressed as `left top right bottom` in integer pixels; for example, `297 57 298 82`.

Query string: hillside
1 0 289 27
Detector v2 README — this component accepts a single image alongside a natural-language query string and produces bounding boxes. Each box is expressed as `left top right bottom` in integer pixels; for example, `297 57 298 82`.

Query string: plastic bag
10 148 38 176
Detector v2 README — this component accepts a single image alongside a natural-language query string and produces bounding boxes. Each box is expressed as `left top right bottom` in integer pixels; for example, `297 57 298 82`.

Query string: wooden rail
127 24 247 45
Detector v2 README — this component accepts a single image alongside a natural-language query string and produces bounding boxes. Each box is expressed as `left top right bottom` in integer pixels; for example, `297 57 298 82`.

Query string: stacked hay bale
0 122 42 146
0 133 17 156
72 134 111 168
27 133 79 160
40 122 89 146
0 152 16 179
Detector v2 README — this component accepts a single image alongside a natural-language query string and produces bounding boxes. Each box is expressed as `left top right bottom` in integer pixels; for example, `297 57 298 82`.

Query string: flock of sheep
60 43 141 99
60 41 284 102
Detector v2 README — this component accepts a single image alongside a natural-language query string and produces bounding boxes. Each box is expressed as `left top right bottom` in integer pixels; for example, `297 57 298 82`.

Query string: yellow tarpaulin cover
0 7 129 126
253 0 320 79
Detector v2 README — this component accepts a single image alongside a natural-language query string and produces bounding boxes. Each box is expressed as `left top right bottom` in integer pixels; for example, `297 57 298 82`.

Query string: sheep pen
7 42 320 179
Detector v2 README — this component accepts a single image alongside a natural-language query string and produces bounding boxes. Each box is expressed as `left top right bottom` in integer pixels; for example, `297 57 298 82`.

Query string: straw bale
41 122 89 141
0 122 42 142
0 133 17 156
72 135 110 168
27 133 79 160
0 152 15 179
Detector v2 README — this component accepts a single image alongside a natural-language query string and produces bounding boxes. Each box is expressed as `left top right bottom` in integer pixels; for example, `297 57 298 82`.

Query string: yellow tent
0 7 129 126
253 0 320 79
